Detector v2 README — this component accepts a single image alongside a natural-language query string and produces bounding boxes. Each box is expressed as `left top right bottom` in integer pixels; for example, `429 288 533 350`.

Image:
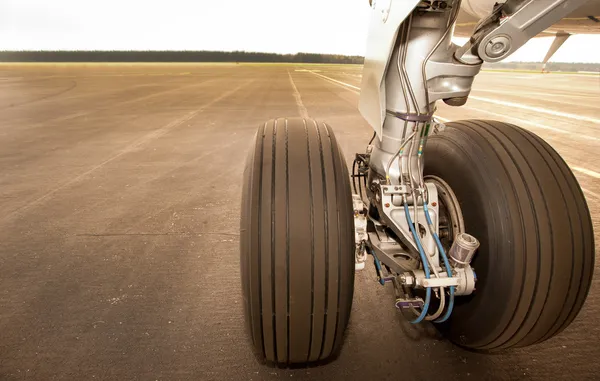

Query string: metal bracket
367 222 418 274
353 195 369 270
401 267 477 296
431 119 446 134
381 184 411 195
422 277 459 288
379 182 439 265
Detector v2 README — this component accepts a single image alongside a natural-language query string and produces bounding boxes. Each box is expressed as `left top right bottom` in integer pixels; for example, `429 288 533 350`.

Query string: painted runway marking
473 88 597 100
500 75 539 80
288 70 309 119
550 73 600 78
307 70 360 94
442 107 600 181
468 95 600 125
464 106 600 143
572 167 600 179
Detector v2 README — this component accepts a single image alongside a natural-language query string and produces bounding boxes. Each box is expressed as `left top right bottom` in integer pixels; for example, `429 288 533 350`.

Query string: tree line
1 51 595 72
0 50 365 64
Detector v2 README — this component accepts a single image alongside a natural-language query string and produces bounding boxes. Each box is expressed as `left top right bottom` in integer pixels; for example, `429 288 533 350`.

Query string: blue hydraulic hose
404 203 431 324
366 246 386 286
423 202 455 323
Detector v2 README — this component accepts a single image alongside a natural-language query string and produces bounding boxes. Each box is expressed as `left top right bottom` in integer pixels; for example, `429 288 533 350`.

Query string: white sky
1 0 598 63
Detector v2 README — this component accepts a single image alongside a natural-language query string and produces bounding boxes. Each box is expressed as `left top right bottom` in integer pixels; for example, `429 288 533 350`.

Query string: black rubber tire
240 118 355 366
424 120 595 351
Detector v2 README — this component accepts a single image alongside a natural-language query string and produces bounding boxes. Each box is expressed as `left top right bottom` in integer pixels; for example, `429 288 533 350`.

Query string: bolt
423 280 430 287
432 202 437 207
394 186 399 191
485 35 510 59
384 203 390 208
383 187 388 192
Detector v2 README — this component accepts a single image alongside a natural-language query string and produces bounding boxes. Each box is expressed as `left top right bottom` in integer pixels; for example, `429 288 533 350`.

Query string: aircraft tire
240 118 355 366
424 120 594 350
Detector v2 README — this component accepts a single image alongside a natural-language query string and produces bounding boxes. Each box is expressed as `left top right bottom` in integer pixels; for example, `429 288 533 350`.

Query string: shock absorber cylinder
369 4 464 184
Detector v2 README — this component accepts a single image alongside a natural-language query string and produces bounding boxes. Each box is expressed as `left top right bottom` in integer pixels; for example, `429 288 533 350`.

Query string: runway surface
0 63 599 380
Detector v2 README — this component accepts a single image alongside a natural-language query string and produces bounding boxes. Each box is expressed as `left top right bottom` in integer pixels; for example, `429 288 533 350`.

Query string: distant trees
0 50 365 64
1 52 595 72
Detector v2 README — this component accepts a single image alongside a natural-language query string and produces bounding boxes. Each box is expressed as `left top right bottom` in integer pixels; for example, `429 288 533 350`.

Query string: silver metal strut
365 1 475 258
355 0 587 318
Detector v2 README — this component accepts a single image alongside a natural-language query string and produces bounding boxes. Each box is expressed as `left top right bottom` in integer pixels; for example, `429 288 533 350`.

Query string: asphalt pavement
0 63 599 380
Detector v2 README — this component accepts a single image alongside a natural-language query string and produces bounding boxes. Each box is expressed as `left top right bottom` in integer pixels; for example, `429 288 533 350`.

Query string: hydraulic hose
385 131 416 184
366 246 386 286
404 203 431 324
423 202 455 323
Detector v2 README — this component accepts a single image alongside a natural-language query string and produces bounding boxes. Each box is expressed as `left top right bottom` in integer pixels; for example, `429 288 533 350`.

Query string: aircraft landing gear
240 116 594 366
240 0 595 368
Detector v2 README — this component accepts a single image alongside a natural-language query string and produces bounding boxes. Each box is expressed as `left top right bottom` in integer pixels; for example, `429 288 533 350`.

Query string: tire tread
241 118 354 366
426 120 594 350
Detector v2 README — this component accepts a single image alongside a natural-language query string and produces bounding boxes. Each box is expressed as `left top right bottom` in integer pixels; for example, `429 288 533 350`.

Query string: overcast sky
1 0 598 63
